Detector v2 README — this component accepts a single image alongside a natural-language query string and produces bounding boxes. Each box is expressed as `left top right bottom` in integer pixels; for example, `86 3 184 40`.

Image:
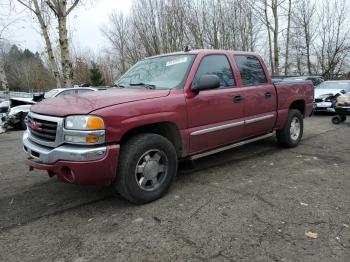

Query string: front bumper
313 101 335 112
23 131 120 186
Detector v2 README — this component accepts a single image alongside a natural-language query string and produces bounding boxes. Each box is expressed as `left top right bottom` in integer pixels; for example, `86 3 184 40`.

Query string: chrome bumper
22 130 107 164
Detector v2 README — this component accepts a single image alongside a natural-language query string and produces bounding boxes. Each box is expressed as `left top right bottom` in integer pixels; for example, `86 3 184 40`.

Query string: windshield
116 54 195 89
44 89 60 99
317 82 350 91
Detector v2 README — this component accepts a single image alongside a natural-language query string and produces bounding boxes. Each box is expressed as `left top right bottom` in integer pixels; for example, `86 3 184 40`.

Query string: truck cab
23 50 314 204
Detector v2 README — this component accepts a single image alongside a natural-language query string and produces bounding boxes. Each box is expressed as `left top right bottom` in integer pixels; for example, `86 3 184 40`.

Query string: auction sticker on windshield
166 57 188 67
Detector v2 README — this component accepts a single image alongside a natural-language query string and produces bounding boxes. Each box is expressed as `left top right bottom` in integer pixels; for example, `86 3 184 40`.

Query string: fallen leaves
305 231 318 239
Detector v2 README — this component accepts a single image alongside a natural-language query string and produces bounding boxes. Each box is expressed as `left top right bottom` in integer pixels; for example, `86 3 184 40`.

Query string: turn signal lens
85 134 100 143
87 116 104 130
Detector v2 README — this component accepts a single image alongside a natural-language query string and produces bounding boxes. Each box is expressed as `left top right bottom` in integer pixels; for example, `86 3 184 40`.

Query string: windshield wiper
113 83 125 88
129 82 156 89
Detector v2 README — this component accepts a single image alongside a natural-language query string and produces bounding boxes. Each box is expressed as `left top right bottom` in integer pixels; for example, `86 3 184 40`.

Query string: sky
6 0 132 53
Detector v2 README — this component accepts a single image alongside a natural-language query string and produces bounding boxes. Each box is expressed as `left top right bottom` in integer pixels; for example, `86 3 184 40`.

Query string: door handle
265 92 272 98
233 95 243 103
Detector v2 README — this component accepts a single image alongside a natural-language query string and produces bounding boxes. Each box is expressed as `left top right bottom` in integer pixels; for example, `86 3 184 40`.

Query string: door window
234 55 267 86
194 55 235 88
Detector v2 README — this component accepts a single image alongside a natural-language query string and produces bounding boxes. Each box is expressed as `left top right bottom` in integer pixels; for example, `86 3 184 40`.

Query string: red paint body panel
26 145 120 186
31 88 170 116
26 49 314 186
274 82 314 129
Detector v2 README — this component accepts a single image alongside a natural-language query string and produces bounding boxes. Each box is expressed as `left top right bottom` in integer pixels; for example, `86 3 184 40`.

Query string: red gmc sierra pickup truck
23 50 314 204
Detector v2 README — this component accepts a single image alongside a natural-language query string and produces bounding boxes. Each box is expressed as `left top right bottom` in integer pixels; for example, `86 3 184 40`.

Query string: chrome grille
27 112 64 148
27 116 57 142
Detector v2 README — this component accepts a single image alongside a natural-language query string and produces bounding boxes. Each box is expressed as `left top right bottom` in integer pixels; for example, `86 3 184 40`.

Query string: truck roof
146 49 261 59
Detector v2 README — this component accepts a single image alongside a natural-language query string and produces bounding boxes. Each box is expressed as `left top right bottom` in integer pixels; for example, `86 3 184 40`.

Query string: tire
341 115 346 122
332 116 342 125
276 109 304 148
115 133 178 204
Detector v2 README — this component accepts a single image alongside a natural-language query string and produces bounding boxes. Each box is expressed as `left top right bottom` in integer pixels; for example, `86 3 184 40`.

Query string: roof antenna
184 45 191 52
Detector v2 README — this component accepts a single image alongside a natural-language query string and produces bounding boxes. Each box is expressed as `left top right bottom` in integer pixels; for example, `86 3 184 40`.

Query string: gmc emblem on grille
31 121 42 131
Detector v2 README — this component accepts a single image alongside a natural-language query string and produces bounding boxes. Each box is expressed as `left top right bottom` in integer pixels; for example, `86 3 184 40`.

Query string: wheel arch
289 100 305 116
120 122 183 157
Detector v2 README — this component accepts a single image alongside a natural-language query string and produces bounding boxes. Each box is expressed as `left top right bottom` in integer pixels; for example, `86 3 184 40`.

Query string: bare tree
0 0 14 101
263 0 275 73
17 0 62 88
17 0 81 87
315 0 350 79
102 0 350 79
101 12 130 74
0 51 9 101
292 0 316 75
284 0 292 75
45 0 80 87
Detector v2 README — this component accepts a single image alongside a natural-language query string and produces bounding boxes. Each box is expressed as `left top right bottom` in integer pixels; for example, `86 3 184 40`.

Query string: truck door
186 54 246 154
233 55 277 138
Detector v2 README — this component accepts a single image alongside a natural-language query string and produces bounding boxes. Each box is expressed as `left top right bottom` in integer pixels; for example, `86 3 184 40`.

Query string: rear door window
194 55 235 88
234 55 267 86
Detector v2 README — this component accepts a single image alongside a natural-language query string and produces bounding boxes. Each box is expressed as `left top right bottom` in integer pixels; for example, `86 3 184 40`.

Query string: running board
189 133 273 160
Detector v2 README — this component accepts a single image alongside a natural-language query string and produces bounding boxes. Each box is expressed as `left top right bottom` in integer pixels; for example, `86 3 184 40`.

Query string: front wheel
115 133 178 204
276 109 304 148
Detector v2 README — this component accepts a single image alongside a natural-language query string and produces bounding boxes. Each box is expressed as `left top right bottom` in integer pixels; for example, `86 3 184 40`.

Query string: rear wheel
115 133 178 204
276 109 304 148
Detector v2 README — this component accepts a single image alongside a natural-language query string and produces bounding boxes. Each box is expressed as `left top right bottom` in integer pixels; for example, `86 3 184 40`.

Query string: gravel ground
0 115 349 262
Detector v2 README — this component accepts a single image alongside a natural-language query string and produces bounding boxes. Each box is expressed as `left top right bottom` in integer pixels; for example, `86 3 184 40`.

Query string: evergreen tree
5 45 55 91
90 62 105 86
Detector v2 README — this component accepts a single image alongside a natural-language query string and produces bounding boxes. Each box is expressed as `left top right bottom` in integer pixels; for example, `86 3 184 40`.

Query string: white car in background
314 81 350 112
7 87 97 129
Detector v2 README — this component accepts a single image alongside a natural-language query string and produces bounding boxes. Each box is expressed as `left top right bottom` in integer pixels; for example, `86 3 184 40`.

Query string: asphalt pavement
0 115 349 262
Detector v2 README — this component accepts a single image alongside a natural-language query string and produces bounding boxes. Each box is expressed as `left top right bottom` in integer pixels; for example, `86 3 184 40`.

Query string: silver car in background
314 81 350 112
7 87 98 129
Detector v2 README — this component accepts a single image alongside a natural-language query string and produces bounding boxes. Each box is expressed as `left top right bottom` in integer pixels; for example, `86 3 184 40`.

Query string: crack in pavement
0 193 116 233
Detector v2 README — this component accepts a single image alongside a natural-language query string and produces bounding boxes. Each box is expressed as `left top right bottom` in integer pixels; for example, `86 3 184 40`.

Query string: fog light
65 135 86 144
64 134 100 144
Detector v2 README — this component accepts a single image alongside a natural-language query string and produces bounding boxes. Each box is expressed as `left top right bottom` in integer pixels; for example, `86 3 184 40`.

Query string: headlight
64 115 105 145
65 115 104 130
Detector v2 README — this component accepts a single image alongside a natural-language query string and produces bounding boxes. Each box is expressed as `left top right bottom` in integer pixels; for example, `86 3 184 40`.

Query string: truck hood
314 88 344 98
31 88 170 117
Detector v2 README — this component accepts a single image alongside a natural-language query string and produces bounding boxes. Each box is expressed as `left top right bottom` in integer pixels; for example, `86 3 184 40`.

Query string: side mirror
192 75 220 92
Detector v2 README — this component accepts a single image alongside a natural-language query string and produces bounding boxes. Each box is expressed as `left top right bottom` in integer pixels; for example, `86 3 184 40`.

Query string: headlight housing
64 115 105 145
65 115 105 130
